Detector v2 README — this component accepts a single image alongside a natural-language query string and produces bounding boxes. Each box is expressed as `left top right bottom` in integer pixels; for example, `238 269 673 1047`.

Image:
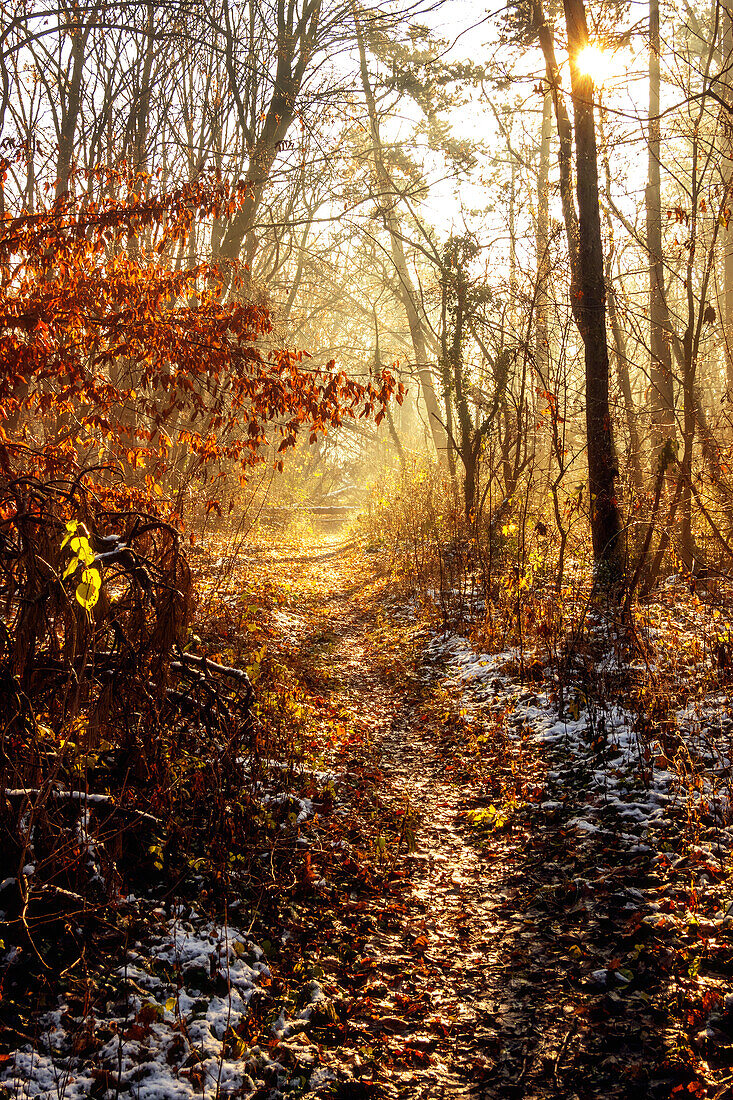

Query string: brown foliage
0 162 401 509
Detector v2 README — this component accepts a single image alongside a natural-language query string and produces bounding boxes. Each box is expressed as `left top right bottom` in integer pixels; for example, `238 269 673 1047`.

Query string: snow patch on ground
1 908 285 1099
426 630 733 859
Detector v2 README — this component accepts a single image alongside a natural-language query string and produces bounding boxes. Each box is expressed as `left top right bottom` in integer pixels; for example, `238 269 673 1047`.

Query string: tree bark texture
536 0 623 571
564 0 622 569
646 0 676 453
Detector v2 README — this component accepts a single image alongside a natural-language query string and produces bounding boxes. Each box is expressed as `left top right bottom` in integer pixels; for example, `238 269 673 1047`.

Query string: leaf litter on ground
5 532 733 1099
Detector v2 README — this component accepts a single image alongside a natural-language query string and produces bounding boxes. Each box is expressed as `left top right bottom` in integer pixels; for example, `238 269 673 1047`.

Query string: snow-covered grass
0 757 349 1100
1 905 278 1100
427 609 733 869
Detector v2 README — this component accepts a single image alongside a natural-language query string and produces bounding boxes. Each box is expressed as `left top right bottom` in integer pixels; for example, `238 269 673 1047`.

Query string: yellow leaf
63 557 79 579
60 520 78 550
75 577 100 610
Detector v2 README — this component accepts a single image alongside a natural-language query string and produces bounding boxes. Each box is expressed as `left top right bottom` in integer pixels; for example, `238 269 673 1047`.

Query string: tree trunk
55 3 100 198
535 88 552 386
679 328 696 570
647 0 676 456
723 7 733 390
534 87 553 489
353 6 449 464
563 0 624 573
605 252 644 494
218 0 320 270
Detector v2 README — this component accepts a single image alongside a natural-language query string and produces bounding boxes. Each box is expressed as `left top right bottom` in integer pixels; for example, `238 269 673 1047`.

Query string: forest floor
231 530 733 1100
4 529 733 1099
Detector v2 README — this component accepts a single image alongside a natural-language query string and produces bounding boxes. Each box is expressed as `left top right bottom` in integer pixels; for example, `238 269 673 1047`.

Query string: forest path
247 532 572 1099
300 547 503 1098
243 530 729 1100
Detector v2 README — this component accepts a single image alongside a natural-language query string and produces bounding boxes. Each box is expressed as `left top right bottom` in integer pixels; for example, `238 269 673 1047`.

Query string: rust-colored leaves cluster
0 164 402 506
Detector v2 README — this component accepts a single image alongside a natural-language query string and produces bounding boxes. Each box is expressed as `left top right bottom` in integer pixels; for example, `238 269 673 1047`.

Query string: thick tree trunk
723 8 733 390
647 0 676 455
563 0 624 574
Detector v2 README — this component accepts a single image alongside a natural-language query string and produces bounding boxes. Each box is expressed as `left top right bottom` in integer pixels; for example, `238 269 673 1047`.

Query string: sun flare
574 43 616 86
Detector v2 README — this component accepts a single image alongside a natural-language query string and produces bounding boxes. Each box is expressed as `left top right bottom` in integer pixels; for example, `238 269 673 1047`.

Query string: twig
4 788 160 824
553 1019 577 1088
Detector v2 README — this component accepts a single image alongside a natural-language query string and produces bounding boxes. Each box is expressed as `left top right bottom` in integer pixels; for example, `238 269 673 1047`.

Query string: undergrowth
0 483 352 1075
366 464 733 865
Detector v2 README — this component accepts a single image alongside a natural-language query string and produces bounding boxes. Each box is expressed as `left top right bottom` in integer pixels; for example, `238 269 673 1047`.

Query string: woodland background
4 0 733 1097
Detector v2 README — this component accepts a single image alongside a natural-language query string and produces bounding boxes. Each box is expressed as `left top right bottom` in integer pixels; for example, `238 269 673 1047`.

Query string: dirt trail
260 537 535 1098
4 535 728 1099
256 534 715 1100
329 609 498 1096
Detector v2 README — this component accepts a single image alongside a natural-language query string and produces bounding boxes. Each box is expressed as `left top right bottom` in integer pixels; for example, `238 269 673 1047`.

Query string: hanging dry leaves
0 162 402 511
